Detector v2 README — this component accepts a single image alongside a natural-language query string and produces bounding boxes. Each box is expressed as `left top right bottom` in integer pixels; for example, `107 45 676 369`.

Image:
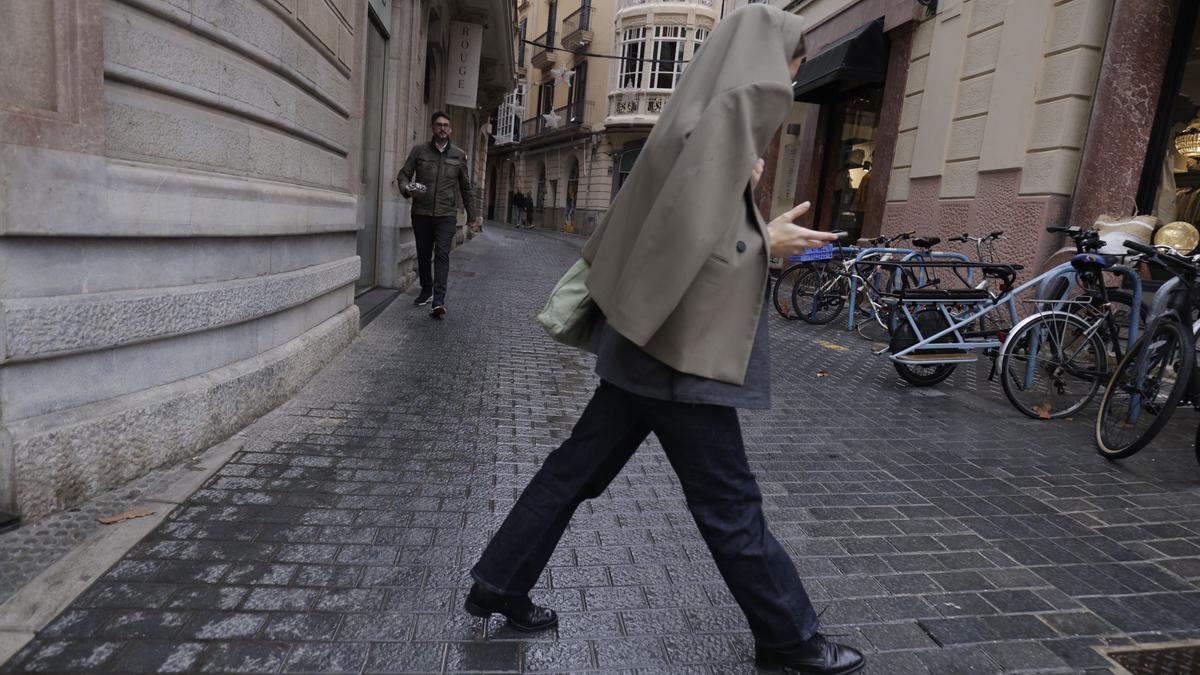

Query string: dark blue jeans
412 214 456 304
471 381 820 649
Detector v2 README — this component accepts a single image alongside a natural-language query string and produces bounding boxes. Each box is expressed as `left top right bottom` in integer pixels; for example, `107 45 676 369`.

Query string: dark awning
793 18 887 103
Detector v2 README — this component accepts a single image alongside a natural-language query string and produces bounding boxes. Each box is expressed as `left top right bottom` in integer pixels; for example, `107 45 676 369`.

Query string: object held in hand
405 182 427 195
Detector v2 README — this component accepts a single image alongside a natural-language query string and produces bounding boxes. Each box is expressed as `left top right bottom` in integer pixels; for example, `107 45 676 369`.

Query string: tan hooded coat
581 5 806 385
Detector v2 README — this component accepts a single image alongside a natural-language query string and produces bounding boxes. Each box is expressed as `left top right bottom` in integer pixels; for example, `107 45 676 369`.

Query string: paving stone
282 643 369 674
108 641 208 673
197 642 291 673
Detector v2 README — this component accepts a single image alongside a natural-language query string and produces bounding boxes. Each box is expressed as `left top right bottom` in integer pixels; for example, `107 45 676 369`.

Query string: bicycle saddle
912 236 941 249
1070 252 1114 271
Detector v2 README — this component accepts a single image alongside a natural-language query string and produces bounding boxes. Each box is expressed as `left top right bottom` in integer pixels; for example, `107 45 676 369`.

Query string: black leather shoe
414 292 432 306
756 633 864 674
430 304 447 319
463 584 557 632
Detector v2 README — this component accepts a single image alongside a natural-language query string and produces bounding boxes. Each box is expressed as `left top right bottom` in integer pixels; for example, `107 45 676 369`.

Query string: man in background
398 111 479 319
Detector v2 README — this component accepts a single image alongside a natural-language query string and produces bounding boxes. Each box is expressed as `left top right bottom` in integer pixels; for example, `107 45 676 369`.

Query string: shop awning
792 18 887 104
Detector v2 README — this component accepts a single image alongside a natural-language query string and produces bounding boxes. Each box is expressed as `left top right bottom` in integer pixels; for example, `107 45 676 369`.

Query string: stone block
1037 48 1103 102
900 93 923 132
962 25 1003 78
969 0 1011 34
905 56 929 96
1028 97 1092 151
911 18 935 59
956 73 993 118
1019 148 1083 195
897 130 912 168
1049 0 1112 52
941 159 980 198
947 116 986 161
7 307 358 519
888 167 911 202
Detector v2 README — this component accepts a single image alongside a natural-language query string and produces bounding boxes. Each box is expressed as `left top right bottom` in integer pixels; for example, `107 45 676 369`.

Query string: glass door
356 13 388 291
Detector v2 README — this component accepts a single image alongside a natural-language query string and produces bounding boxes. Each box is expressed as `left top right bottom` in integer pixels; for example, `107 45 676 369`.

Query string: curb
0 433 246 667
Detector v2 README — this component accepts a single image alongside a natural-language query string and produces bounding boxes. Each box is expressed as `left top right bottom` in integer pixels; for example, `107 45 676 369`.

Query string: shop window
620 28 647 89
651 26 686 90
815 86 884 243
1142 4 1200 236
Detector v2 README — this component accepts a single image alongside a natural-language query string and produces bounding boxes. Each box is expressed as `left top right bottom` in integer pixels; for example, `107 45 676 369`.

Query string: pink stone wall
881 171 1071 277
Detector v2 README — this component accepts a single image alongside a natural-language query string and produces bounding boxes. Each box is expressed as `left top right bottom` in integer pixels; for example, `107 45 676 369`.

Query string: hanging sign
446 21 484 109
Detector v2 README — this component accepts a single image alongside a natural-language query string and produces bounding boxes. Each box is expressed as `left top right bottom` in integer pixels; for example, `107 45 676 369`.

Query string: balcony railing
619 0 714 9
607 89 672 120
562 5 593 50
522 101 595 138
531 30 556 68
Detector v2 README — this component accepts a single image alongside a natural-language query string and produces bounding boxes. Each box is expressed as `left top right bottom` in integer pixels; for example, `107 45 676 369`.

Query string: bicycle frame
846 248 972 330
1124 275 1200 425
888 262 1143 366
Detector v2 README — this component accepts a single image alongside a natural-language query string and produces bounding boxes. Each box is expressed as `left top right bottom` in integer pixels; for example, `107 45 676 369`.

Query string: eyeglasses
433 122 452 128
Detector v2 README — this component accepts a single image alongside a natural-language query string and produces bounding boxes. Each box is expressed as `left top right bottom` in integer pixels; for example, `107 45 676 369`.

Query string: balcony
521 101 595 139
561 5 593 52
530 30 557 70
619 0 714 9
606 89 672 125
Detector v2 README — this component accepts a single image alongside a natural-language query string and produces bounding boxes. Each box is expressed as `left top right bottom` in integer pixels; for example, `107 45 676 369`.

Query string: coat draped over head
581 4 806 385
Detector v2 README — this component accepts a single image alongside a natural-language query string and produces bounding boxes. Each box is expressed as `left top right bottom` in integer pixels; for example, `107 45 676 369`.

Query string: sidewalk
3 222 1200 673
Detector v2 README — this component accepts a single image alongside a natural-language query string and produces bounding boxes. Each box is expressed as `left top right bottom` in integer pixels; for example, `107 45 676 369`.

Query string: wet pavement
3 223 1200 673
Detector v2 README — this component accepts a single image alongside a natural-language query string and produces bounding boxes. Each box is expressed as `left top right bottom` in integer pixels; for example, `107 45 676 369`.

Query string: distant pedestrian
466 6 863 674
511 190 526 225
398 111 479 319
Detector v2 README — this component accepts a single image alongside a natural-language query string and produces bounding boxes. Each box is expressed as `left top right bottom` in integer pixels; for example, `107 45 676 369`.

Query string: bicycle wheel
772 263 809 319
889 308 958 386
1000 311 1107 420
792 266 848 325
1096 319 1193 459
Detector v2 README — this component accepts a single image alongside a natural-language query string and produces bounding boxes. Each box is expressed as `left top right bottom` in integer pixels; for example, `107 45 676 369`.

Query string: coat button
736 241 747 253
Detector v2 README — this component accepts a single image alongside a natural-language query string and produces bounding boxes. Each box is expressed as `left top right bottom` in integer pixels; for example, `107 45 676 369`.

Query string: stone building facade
0 0 512 520
754 0 1199 274
486 0 719 237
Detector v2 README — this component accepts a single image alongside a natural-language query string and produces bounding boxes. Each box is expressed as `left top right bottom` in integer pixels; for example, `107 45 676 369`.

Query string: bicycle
882 227 1143 389
772 231 912 321
789 232 929 332
1096 240 1200 459
998 228 1141 419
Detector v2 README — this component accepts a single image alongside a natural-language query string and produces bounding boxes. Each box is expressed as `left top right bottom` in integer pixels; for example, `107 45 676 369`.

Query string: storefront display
1143 3 1200 253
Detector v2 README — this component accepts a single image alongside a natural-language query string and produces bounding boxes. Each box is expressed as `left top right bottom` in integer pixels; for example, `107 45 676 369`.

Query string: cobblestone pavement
5 223 1200 673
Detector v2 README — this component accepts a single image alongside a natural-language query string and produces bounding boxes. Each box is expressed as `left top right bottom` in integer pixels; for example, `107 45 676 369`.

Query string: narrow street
4 223 1200 673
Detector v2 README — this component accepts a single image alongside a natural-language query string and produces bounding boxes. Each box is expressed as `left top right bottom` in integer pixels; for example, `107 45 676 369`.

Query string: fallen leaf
96 509 155 525
816 339 849 352
816 370 831 378
1034 401 1053 420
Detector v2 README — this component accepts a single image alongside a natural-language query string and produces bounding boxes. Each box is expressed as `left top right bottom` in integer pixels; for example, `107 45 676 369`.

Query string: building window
568 62 588 123
694 27 709 54
620 28 646 89
538 80 555 116
518 20 527 67
547 1 558 47
496 84 526 143
651 26 686 90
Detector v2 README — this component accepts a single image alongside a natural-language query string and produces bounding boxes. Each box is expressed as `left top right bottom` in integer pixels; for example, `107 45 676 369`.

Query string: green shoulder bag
537 258 600 349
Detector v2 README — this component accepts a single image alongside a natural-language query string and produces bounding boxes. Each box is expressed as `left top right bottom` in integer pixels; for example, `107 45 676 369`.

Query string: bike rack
887 261 1142 366
847 248 971 330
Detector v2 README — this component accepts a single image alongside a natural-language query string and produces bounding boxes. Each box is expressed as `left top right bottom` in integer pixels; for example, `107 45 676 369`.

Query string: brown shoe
430 304 447 319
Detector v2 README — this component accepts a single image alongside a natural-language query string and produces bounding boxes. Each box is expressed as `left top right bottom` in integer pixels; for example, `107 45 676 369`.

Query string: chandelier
1175 125 1200 157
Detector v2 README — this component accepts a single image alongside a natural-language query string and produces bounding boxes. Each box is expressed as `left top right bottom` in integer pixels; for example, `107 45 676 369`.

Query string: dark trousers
471 381 820 649
412 214 456 304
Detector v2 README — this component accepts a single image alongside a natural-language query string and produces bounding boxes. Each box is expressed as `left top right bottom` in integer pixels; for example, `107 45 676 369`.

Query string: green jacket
398 140 477 221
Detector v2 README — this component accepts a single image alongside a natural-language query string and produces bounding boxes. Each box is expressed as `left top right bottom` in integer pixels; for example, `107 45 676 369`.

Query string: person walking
398 111 479 319
465 6 864 674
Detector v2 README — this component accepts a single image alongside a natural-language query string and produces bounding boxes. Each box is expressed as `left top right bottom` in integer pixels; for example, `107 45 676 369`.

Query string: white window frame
619 27 647 89
651 26 686 90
